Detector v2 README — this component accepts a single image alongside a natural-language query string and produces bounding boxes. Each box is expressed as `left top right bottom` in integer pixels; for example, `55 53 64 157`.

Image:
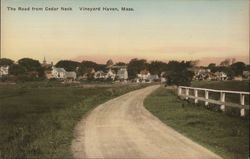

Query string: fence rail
178 86 250 117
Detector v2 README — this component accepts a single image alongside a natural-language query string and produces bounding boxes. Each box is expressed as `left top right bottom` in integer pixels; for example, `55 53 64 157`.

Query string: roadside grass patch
0 83 148 159
191 80 250 92
144 87 249 159
191 80 250 115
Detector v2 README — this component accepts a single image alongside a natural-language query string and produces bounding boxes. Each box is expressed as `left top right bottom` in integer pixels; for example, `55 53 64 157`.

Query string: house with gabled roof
137 69 151 82
106 69 116 80
51 66 67 79
214 71 228 80
65 71 76 80
116 68 128 81
94 71 106 79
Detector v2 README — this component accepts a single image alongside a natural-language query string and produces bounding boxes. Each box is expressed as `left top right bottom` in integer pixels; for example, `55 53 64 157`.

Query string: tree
208 63 216 72
166 70 194 86
190 60 200 67
78 61 106 76
231 58 236 64
246 65 250 71
220 58 231 66
106 59 114 66
223 67 235 79
0 58 14 66
127 58 147 79
208 63 216 68
231 62 246 76
55 60 80 71
166 61 192 72
165 61 194 86
9 64 26 75
18 58 42 72
81 61 98 69
96 64 106 71
81 61 106 71
115 62 126 66
148 61 167 75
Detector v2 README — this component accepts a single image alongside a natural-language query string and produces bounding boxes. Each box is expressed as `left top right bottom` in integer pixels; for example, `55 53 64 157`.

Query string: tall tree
190 60 200 67
55 60 80 71
246 65 250 71
115 62 126 66
166 61 191 72
81 61 98 69
220 58 231 66
18 58 42 72
127 58 147 79
165 61 194 86
166 70 194 86
208 63 217 72
106 59 114 66
148 61 167 75
0 58 14 66
9 64 26 75
231 62 246 76
208 63 216 68
79 61 106 75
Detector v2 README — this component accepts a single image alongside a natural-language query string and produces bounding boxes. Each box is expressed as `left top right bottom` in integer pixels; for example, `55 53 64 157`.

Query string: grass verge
144 87 249 159
0 82 149 159
191 80 250 92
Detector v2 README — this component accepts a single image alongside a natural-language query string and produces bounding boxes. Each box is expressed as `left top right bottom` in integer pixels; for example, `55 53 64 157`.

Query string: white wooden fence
178 86 250 117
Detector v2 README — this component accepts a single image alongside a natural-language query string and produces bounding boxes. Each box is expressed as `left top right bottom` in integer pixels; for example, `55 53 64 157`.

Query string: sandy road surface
72 85 222 159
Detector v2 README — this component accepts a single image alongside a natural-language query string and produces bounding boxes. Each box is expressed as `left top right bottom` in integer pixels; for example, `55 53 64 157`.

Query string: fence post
194 89 198 104
220 92 226 111
205 90 209 106
185 88 189 100
178 87 182 96
240 94 245 117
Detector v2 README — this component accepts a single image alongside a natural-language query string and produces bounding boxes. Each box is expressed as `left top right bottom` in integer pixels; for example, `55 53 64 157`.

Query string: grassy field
0 81 148 159
191 80 250 114
191 80 250 92
144 81 249 159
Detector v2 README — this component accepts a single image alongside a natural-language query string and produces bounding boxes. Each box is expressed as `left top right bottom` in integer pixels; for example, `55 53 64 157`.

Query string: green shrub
166 70 194 86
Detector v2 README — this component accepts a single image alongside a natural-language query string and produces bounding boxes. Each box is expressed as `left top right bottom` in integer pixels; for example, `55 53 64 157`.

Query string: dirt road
72 85 222 159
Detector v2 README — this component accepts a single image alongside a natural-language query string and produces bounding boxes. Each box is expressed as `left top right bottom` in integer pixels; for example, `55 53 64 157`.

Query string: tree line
0 57 249 85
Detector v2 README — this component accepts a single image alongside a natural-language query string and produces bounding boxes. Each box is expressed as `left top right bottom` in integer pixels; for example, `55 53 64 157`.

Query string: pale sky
1 0 249 65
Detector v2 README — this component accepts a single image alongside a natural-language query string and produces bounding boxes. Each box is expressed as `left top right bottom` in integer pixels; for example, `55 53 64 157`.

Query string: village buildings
0 66 9 77
42 57 53 69
243 71 250 80
116 68 128 81
45 66 76 80
1 57 249 83
191 67 229 81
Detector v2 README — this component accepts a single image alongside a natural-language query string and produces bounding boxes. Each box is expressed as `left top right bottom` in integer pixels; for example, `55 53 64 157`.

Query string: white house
51 66 66 79
94 71 106 79
106 69 116 80
160 72 167 83
0 66 9 77
137 70 151 82
116 68 128 81
243 71 250 80
191 68 212 80
50 67 77 80
65 71 77 80
214 71 228 80
148 74 159 82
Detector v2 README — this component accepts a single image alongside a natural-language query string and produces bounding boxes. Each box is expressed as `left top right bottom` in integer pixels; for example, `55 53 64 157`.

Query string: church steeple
43 57 47 65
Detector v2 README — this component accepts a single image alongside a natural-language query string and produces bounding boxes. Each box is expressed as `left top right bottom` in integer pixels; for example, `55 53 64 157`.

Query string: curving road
72 85 222 159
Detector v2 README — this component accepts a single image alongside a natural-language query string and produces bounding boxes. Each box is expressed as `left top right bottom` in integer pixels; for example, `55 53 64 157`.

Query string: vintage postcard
0 0 249 159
